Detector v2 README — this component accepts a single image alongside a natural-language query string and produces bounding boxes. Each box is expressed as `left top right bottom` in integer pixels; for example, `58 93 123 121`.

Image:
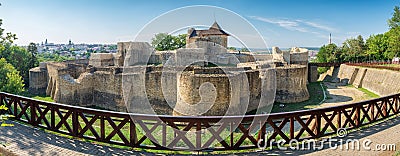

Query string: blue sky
0 0 398 48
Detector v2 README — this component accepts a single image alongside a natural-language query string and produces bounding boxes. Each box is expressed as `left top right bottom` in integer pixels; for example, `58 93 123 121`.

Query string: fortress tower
186 22 229 48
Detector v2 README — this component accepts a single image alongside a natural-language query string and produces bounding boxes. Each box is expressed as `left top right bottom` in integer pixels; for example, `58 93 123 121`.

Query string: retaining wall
338 64 400 96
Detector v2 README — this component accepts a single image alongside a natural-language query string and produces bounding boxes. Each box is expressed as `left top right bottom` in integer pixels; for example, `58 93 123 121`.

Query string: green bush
317 67 330 74
0 58 24 94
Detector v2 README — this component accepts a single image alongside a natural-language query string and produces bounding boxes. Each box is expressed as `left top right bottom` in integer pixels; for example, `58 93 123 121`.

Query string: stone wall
337 64 358 84
89 53 115 66
352 68 367 88
45 63 65 101
56 72 94 107
275 65 309 103
187 36 228 49
254 54 273 61
30 62 309 114
174 71 232 116
173 67 276 116
63 59 89 65
91 70 125 111
122 42 154 66
175 48 205 66
28 63 48 94
290 52 308 65
308 66 318 83
338 64 400 96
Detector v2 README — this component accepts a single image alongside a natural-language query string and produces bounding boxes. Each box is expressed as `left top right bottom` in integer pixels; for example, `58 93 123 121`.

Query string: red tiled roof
189 22 229 38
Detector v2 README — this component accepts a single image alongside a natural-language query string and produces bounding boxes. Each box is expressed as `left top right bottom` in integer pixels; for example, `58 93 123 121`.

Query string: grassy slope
357 87 380 98
271 82 326 113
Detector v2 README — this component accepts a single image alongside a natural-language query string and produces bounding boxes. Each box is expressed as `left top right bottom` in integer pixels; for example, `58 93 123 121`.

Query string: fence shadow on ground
244 116 400 156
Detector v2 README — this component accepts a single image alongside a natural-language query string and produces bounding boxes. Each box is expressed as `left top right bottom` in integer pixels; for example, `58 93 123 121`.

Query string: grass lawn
20 91 54 102
345 84 380 99
30 96 54 102
271 82 326 113
357 87 380 98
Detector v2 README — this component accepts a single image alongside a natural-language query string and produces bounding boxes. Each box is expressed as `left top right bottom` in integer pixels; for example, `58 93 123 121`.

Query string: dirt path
318 82 374 108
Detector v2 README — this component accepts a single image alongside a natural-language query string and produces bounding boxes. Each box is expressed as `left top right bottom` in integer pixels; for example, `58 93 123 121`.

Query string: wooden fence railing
308 62 342 67
1 92 399 151
345 63 400 71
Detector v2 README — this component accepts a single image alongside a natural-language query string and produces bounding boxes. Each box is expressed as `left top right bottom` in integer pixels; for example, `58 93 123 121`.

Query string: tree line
316 5 400 63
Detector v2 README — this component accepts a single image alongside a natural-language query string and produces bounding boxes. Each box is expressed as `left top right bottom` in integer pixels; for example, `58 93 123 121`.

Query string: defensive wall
338 64 400 96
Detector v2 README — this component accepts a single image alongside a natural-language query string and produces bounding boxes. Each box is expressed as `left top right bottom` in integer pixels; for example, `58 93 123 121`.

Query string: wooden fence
345 63 400 71
1 92 399 151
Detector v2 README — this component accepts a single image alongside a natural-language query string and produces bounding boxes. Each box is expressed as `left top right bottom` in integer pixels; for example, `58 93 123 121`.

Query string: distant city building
36 39 117 58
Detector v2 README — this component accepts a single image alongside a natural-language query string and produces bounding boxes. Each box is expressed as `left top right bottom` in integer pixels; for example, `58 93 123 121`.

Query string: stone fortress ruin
29 22 310 116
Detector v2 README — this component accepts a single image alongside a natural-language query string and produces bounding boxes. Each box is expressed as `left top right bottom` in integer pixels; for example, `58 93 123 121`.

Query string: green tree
172 34 187 49
0 58 24 94
366 34 388 60
240 47 250 52
317 43 340 63
227 47 237 51
388 6 400 29
316 43 341 73
0 19 17 45
341 35 366 62
0 19 17 58
37 52 73 62
151 33 171 51
3 45 37 84
0 19 38 85
384 27 400 58
151 33 187 51
27 42 39 71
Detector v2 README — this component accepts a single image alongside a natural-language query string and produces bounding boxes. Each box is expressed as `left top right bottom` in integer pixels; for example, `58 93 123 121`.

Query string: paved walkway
304 117 400 156
0 121 152 156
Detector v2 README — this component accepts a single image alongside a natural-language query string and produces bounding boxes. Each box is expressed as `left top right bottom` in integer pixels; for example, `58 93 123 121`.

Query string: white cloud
248 16 336 34
249 16 308 32
297 20 336 32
